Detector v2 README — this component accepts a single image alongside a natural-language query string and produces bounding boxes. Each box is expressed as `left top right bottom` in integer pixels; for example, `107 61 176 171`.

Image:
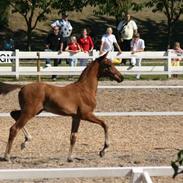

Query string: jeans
80 59 88 66
69 58 78 67
45 49 52 65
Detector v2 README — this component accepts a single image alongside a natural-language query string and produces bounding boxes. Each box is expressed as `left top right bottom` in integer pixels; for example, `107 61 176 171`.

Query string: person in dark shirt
45 26 63 80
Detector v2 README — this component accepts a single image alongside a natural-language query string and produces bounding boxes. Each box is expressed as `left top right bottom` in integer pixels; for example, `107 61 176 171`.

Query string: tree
0 1 10 27
92 0 143 24
7 0 55 50
171 150 183 178
145 0 183 48
7 0 90 50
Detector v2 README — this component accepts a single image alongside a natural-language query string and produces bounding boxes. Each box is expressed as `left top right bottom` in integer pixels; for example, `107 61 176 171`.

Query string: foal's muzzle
114 74 124 83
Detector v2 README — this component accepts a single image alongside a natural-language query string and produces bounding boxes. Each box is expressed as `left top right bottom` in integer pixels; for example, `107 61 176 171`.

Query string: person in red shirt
78 28 94 66
65 36 81 66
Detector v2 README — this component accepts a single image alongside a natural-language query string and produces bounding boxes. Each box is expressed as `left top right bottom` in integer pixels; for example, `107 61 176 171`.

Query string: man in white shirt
117 13 138 64
100 27 122 55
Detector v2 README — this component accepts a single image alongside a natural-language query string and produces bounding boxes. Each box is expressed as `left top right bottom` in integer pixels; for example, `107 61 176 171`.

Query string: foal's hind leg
10 110 32 149
67 117 80 162
82 112 109 157
4 112 34 161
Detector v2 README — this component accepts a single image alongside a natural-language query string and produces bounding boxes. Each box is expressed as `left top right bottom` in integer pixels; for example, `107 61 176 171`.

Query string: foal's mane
77 60 98 82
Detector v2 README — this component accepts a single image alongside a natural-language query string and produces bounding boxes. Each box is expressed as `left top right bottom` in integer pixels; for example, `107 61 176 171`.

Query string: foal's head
97 53 124 83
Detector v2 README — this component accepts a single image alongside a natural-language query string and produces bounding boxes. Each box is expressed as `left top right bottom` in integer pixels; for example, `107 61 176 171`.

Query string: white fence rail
1 111 183 117
0 49 183 79
0 166 182 183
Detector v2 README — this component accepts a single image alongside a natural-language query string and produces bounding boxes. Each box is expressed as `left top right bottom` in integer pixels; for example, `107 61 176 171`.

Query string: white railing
0 49 182 79
1 111 183 117
0 166 182 182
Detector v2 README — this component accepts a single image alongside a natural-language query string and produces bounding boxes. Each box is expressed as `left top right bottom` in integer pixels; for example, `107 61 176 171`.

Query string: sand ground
0 80 183 182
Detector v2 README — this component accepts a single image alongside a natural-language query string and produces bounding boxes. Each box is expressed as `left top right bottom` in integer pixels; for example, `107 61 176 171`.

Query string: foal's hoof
99 150 105 157
67 157 73 162
21 142 28 150
21 143 26 150
3 154 11 162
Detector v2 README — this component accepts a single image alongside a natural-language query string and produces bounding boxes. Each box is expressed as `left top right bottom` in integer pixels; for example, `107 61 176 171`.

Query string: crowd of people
45 12 146 74
40 11 183 80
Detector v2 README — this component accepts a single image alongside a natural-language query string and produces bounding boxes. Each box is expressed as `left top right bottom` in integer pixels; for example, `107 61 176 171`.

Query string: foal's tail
0 82 23 95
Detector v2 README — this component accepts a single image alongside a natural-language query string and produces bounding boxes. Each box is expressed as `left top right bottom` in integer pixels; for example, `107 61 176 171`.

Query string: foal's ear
97 52 108 62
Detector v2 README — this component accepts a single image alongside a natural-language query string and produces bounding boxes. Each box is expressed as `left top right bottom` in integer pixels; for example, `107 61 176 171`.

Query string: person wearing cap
51 12 73 51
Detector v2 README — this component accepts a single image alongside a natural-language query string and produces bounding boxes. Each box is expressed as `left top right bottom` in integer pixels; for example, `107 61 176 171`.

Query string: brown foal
0 53 124 162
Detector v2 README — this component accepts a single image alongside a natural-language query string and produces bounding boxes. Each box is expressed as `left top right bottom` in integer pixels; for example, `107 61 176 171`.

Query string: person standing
3 34 15 51
100 27 122 55
45 26 63 80
51 12 73 50
128 33 145 79
117 13 138 64
51 12 73 64
78 28 94 66
171 42 183 78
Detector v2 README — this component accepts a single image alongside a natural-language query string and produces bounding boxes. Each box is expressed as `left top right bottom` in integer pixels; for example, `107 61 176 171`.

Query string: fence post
92 49 98 60
37 52 41 82
167 49 172 78
130 168 144 183
15 49 20 80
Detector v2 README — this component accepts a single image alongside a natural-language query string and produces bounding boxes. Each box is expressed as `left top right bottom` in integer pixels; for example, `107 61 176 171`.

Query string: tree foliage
7 0 53 50
145 0 183 47
92 0 143 23
52 0 89 13
171 150 183 178
0 0 10 27
6 0 90 50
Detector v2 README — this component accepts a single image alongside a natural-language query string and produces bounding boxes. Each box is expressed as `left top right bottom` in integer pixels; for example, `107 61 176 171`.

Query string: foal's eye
107 65 112 68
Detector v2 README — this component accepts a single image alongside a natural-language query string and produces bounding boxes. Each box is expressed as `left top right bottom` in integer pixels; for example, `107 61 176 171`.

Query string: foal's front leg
67 117 80 162
82 112 109 157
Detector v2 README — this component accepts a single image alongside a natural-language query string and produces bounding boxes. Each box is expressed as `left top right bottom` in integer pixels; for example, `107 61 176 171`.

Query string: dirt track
0 80 183 182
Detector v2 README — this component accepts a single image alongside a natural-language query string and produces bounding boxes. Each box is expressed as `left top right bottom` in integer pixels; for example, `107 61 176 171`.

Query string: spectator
45 26 63 81
65 36 81 67
100 27 122 55
78 28 94 66
128 33 145 79
3 35 15 51
171 42 183 78
117 13 138 65
51 12 72 64
51 12 72 50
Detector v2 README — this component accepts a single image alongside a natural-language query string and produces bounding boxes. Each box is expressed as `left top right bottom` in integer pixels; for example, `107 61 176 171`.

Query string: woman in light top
100 27 122 55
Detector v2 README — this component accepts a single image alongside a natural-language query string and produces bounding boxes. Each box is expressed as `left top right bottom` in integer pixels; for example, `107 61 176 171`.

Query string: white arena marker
98 85 183 89
1 111 183 117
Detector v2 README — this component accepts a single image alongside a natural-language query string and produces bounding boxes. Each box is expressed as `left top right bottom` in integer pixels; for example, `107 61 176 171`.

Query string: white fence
0 49 182 79
1 111 183 117
0 166 183 182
